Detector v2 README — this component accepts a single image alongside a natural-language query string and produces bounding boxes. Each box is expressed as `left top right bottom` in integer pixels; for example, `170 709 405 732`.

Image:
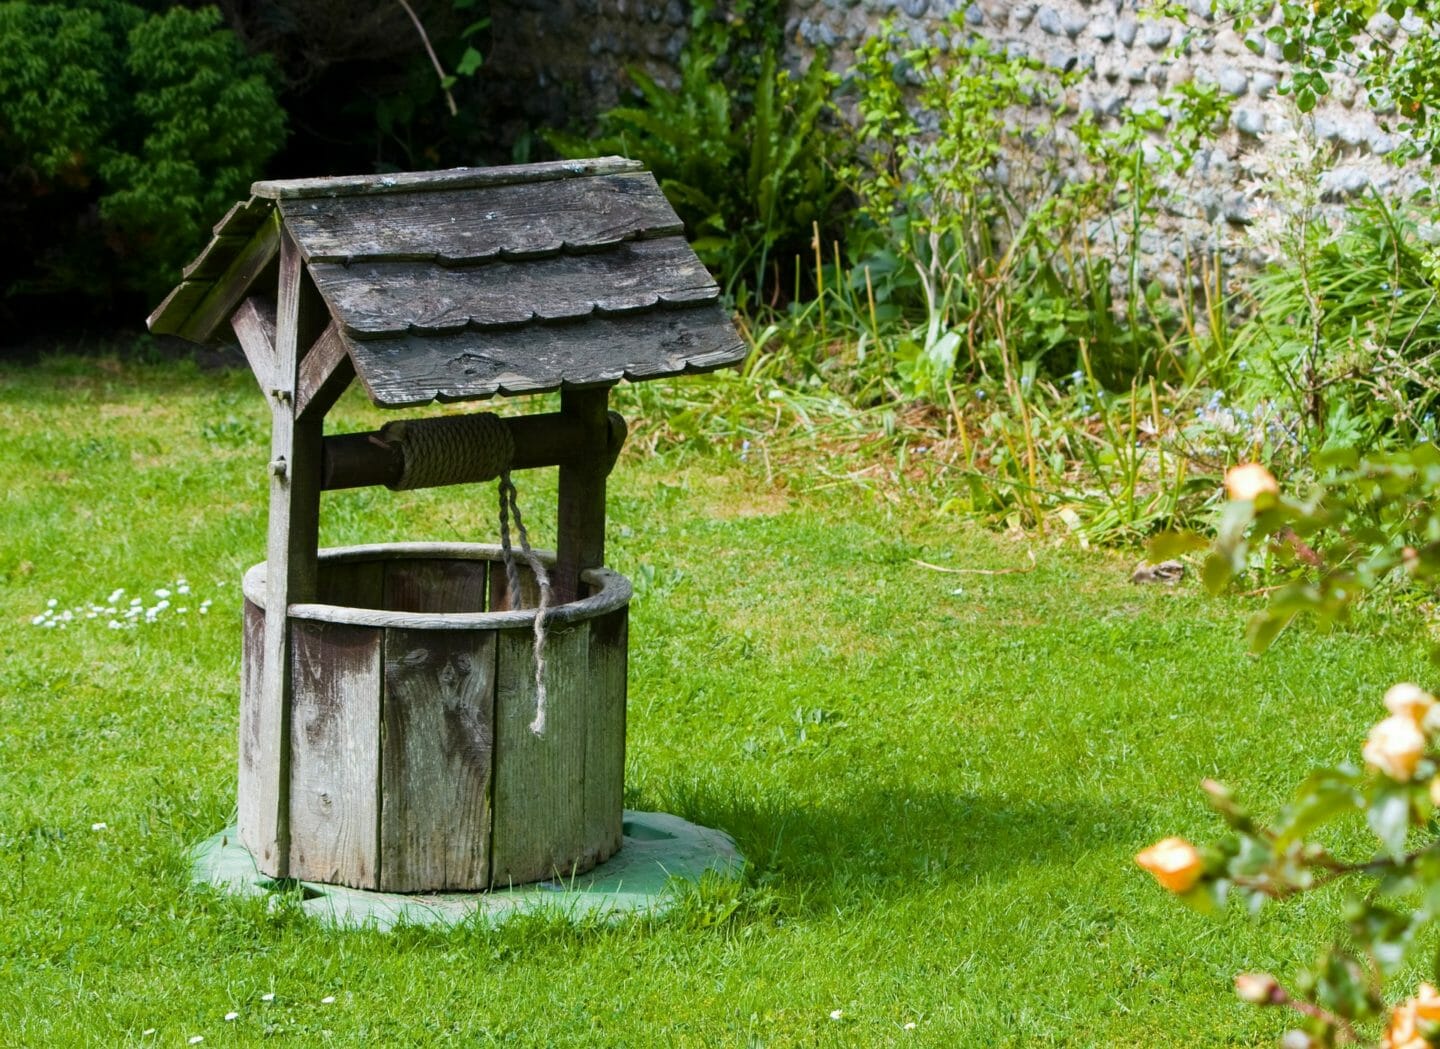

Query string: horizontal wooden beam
321 410 627 492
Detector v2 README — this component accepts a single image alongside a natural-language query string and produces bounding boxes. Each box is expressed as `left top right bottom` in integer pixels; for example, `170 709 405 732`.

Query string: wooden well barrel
238 542 630 892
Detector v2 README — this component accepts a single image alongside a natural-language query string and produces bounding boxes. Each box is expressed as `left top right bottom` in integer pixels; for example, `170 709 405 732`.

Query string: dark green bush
0 1 285 326
546 0 855 306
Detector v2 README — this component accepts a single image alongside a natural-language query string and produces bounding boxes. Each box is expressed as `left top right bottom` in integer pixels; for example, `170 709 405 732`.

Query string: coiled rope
380 412 552 736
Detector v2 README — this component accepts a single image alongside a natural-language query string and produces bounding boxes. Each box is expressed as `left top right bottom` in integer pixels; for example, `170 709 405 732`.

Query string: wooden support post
553 387 611 604
240 230 327 877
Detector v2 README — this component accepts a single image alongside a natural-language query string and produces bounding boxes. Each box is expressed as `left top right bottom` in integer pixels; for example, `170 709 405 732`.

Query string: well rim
241 541 632 630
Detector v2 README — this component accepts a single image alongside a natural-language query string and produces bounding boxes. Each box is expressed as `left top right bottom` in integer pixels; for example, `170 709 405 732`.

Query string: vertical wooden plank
490 623 589 886
583 607 628 866
245 227 327 877
384 558 488 614
487 559 539 612
553 387 610 604
237 599 266 849
381 629 496 891
287 620 382 888
316 558 384 609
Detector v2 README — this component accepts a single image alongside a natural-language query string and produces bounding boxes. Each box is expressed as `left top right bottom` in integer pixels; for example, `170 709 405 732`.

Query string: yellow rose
1383 999 1427 1049
1385 985 1440 1049
1385 683 1437 725
1414 983 1440 1023
1234 972 1280 1005
1224 463 1279 502
1135 837 1204 894
1365 715 1428 781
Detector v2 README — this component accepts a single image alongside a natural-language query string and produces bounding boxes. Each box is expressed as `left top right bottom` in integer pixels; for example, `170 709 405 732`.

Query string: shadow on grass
646 780 1131 910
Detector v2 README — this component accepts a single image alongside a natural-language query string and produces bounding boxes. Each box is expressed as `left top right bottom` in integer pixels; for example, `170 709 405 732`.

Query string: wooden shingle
148 157 747 408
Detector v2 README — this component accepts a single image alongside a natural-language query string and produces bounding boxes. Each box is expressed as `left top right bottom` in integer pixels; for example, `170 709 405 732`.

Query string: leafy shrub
0 1 284 324
1140 456 1440 1048
1234 195 1440 457
546 0 854 304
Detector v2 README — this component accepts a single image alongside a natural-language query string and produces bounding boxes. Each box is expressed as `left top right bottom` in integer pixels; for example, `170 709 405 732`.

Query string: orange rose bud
1235 972 1280 1005
1135 837 1205 893
1413 983 1440 1023
1225 463 1280 502
1385 683 1436 724
1364 714 1427 781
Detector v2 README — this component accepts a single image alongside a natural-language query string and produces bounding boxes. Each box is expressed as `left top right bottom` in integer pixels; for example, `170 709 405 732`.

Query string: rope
380 413 514 490
498 471 552 738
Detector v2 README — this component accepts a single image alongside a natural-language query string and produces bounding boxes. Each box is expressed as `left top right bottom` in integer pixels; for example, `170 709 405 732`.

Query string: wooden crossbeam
231 296 277 395
295 322 354 421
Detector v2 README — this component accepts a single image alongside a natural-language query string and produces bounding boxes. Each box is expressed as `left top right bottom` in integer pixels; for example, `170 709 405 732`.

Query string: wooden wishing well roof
147 157 746 408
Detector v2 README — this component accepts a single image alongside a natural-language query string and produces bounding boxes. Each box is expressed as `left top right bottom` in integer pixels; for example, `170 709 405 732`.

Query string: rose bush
1140 453 1440 1048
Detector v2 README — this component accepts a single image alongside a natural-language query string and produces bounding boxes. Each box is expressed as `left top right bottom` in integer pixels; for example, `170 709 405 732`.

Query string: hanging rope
498 470 552 737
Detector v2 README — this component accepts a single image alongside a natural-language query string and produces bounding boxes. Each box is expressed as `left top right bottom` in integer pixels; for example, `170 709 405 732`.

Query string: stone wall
487 0 1423 289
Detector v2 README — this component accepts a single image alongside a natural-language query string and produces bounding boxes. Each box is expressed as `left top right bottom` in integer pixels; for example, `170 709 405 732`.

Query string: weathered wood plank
183 233 249 281
553 388 609 605
230 296 277 394
248 227 326 877
287 619 382 888
237 598 267 863
583 607 627 867
381 629 496 891
147 280 214 337
490 623 590 886
212 196 273 238
252 156 641 200
315 557 384 608
487 558 540 612
278 172 682 264
384 558 489 614
294 322 354 422
173 210 284 345
344 304 748 408
308 238 716 339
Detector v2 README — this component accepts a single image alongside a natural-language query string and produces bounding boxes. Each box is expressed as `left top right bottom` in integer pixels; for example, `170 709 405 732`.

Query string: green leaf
1147 530 1210 562
1246 607 1297 654
1201 551 1235 594
456 47 484 77
1368 786 1411 859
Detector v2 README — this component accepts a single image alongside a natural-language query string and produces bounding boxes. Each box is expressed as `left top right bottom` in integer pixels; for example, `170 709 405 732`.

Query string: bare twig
912 550 1037 576
396 0 458 117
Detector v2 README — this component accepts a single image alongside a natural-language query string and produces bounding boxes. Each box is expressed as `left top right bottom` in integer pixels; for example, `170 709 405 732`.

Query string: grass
0 353 1431 1045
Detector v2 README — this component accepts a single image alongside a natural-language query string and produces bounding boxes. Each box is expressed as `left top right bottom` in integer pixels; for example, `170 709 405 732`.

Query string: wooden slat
381 629 496 891
231 296 277 394
278 172 682 264
308 239 716 338
487 559 540 612
238 599 267 863
383 558 489 614
315 557 384 608
294 322 354 422
146 280 213 337
287 620 382 888
252 156 641 200
344 304 748 407
553 388 610 605
184 234 249 281
174 210 284 345
213 196 273 237
490 623 589 886
583 606 627 867
247 227 326 877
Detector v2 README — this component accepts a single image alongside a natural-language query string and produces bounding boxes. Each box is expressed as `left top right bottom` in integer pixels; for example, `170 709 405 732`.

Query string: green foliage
842 18 1232 394
1234 195 1440 457
547 0 853 302
0 1 284 316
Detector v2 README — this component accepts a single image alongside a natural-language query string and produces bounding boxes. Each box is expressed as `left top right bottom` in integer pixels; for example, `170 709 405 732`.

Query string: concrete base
189 811 743 930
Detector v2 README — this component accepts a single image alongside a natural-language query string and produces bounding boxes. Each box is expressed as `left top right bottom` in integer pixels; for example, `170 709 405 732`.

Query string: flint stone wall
488 0 1430 289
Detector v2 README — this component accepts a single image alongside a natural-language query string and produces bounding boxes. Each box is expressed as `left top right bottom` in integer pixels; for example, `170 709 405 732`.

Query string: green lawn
0 355 1427 1046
